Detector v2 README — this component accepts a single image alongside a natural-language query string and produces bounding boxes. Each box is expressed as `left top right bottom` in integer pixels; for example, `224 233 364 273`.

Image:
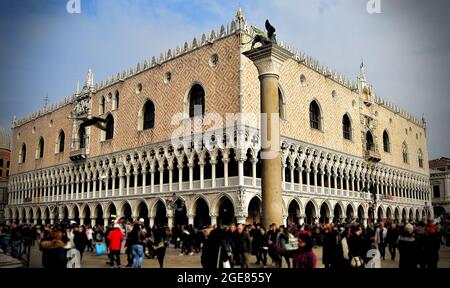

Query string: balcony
70 148 87 161
365 147 381 162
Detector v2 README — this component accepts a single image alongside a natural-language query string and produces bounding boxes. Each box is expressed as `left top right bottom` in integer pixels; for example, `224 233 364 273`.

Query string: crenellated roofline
12 9 426 129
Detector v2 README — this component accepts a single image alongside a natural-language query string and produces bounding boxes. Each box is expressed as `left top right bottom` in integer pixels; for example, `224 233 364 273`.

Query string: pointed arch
342 113 352 140
55 130 65 154
19 143 27 163
309 100 322 130
138 99 156 131
185 83 205 118
99 95 105 115
366 131 374 151
402 142 408 163
36 137 45 159
383 130 390 153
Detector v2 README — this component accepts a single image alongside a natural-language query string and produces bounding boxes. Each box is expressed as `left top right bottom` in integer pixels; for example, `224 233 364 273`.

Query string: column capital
243 44 294 77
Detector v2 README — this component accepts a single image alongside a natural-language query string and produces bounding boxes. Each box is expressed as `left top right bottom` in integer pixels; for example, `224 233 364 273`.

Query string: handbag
95 243 106 256
350 256 364 268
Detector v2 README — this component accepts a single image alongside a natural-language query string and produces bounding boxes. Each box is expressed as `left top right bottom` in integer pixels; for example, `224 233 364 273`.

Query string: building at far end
5 10 432 228
430 157 450 219
0 125 11 224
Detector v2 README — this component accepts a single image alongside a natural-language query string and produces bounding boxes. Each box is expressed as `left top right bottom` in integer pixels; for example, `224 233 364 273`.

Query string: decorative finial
84 68 94 88
76 80 80 94
44 94 49 109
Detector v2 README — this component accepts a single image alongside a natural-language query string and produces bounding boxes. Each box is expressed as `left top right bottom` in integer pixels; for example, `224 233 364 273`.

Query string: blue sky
0 0 449 159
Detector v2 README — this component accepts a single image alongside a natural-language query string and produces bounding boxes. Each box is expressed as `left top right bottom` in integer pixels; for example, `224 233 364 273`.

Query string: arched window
188 84 205 118
19 143 26 163
79 127 86 149
402 142 408 163
342 114 352 140
105 114 114 140
383 130 390 153
143 100 155 130
418 149 424 168
56 130 65 153
366 131 374 151
37 137 44 159
99 96 105 115
309 100 321 130
112 91 119 110
278 87 286 120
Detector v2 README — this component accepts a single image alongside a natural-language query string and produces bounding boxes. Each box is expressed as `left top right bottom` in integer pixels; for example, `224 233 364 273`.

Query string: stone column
168 166 173 192
188 163 194 190
119 171 125 196
134 170 139 195
92 176 97 199
188 214 194 226
105 175 109 197
299 215 305 226
243 44 293 227
238 158 244 187
210 214 217 227
211 160 217 188
91 219 96 228
149 217 155 228
313 170 318 193
150 166 155 193
167 216 173 229
103 218 109 228
252 160 257 187
199 163 205 189
125 172 131 196
320 172 325 193
223 157 229 187
178 163 183 191
79 217 84 226
159 164 164 193
290 165 295 191
141 171 146 194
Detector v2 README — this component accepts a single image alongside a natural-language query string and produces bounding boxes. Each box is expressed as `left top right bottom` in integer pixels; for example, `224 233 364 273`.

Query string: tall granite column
243 44 293 227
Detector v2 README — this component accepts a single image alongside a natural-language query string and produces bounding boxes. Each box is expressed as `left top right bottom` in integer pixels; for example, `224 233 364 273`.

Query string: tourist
347 225 367 268
258 226 269 268
73 226 88 260
269 231 317 269
425 222 440 269
322 224 339 268
235 224 251 268
276 225 290 268
374 222 387 260
397 223 417 268
106 223 125 268
40 230 67 268
386 223 399 261
128 223 146 268
86 225 94 252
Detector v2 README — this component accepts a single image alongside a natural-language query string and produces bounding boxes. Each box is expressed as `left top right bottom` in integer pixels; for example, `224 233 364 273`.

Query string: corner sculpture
251 19 277 49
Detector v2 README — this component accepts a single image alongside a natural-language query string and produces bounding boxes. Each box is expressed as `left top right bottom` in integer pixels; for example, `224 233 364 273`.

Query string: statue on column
251 20 277 49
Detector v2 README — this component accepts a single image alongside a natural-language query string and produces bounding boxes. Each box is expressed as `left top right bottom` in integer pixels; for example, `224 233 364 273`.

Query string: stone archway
105 202 117 224
217 196 235 226
320 202 331 224
357 205 365 222
136 201 149 227
154 200 168 227
415 209 420 222
333 203 343 224
247 197 262 225
29 208 34 224
95 204 104 227
82 205 91 226
401 208 407 223
377 206 384 222
305 201 317 225
409 209 414 222
386 207 393 220
73 206 80 224
36 208 42 225
346 204 354 223
395 207 400 221
44 207 50 224
287 200 300 226
193 197 210 228
121 202 133 222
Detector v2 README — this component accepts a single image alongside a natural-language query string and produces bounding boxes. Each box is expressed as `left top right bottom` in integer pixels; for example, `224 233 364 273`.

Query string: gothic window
105 114 114 140
56 130 65 153
366 131 374 151
418 149 423 168
37 137 44 159
189 84 205 118
342 114 352 140
402 142 408 163
309 100 321 130
99 96 105 115
113 91 119 110
143 100 155 130
19 144 26 163
79 127 86 149
383 130 390 153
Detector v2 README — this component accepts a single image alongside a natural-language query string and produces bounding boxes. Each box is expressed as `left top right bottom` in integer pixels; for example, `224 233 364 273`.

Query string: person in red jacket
106 224 125 268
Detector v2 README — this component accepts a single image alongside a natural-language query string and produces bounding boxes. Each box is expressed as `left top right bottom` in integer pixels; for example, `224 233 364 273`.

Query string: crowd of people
0 216 448 269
